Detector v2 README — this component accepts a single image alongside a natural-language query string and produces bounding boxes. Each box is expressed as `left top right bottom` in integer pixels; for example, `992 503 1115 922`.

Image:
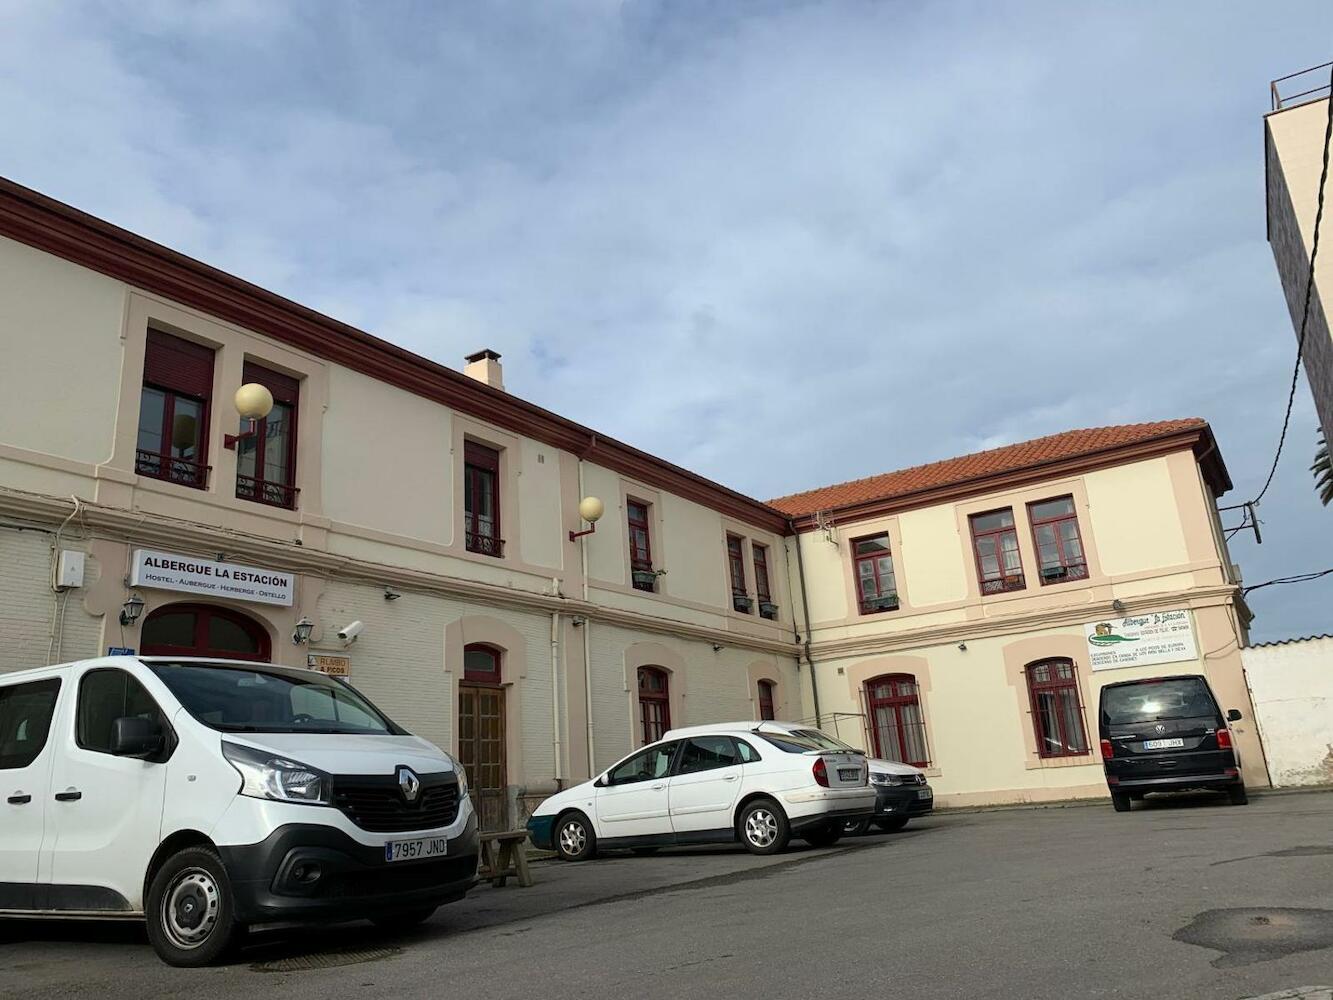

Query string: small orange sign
307 652 351 677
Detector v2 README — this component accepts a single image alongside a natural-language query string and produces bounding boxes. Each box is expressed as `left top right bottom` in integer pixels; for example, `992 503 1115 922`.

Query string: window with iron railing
1028 496 1088 585
135 330 214 490
726 535 752 613
628 500 656 591
464 442 503 557
1025 659 1089 758
757 679 776 721
969 508 1025 594
638 666 671 744
235 362 300 511
853 534 899 614
753 543 777 619
866 674 929 767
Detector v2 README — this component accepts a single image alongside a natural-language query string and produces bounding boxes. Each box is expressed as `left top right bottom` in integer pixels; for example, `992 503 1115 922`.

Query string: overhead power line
1242 567 1333 596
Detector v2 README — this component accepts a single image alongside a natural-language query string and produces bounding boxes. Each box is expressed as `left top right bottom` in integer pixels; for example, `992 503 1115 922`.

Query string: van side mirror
1226 708 1243 723
110 716 163 758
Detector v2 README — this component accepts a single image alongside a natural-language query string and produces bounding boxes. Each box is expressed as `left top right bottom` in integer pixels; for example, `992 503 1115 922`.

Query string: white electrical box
56 550 86 589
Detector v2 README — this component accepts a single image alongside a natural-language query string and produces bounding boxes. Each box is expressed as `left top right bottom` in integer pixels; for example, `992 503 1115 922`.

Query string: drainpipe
790 518 822 727
578 453 597 775
550 611 564 788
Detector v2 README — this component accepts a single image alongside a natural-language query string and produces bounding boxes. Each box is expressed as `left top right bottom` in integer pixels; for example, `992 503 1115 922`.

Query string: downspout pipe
789 518 822 727
550 610 564 788
578 451 597 776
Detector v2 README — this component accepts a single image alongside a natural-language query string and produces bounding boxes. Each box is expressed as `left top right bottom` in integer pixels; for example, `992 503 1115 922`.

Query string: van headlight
454 762 469 799
223 742 331 805
869 772 904 786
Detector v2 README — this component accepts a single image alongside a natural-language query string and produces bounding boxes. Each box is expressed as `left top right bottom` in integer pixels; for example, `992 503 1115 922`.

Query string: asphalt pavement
4 790 1332 999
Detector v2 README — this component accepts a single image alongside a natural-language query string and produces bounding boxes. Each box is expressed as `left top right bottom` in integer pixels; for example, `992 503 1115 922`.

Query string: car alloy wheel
559 818 587 856
744 807 779 848
161 868 222 950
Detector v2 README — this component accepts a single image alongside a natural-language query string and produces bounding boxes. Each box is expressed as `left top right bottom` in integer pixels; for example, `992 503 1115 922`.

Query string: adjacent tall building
0 175 1265 816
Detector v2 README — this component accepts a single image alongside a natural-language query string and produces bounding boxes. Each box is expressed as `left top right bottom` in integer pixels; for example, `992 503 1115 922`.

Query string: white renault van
0 656 478 966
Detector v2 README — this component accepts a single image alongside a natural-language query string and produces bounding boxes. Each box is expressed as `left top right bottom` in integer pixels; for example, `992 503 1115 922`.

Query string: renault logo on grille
397 766 421 804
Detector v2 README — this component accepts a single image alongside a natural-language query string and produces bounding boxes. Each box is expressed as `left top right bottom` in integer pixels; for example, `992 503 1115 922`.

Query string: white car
746 722 934 834
0 656 477 966
526 722 874 860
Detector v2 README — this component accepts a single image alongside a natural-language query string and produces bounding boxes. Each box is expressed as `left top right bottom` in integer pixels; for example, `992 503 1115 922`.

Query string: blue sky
2 1 1331 640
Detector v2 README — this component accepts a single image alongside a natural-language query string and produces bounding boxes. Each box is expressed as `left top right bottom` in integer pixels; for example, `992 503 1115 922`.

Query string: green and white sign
1084 609 1198 671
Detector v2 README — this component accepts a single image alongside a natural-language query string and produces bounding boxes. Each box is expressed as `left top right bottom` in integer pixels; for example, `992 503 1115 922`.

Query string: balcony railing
758 598 779 620
731 590 753 614
859 593 900 615
1039 562 1089 585
631 563 658 592
135 449 209 490
1271 61 1333 111
235 474 299 511
981 573 1026 595
466 531 505 558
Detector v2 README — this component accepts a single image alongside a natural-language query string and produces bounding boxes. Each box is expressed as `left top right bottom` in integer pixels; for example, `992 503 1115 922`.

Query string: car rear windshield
1100 678 1218 726
760 731 842 754
790 728 857 752
148 662 400 735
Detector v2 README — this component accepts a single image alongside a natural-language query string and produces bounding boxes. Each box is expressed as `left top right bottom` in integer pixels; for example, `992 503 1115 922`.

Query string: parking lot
4 791 1332 1000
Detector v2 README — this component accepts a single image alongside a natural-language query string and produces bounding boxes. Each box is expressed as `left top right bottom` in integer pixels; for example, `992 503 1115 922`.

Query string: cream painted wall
582 462 626 584
659 492 727 606
796 531 849 622
321 366 453 545
518 439 563 570
0 528 104 672
1244 637 1333 788
897 504 968 605
0 237 126 465
1084 458 1187 575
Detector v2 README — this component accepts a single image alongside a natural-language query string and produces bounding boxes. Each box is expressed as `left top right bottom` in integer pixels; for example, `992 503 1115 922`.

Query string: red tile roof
768 419 1214 518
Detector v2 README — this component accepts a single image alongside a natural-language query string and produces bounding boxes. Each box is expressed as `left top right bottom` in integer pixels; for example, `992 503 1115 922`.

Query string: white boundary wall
1243 636 1333 787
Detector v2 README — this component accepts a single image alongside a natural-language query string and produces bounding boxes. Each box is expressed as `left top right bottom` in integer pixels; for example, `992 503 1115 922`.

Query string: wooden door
458 684 507 831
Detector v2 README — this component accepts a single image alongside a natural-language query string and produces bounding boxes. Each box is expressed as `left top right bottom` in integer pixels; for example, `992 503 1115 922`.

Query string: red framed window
753 544 777 620
236 362 300 510
757 679 776 721
853 534 899 614
969 508 1025 594
866 674 929 766
464 442 503 557
628 500 655 591
726 535 751 613
638 666 671 744
1025 659 1089 757
463 643 502 685
136 330 214 490
139 603 270 662
1028 496 1088 585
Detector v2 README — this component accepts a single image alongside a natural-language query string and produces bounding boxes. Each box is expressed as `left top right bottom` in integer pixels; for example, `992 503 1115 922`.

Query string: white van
0 656 478 966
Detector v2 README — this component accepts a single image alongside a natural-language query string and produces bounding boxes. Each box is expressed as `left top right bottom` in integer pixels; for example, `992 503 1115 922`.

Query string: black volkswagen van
1097 674 1248 812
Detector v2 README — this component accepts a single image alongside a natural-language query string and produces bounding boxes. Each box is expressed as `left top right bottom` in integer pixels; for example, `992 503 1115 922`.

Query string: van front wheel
145 846 241 967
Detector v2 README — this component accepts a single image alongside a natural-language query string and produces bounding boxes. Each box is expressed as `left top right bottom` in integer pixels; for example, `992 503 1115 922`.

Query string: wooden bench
479 830 534 888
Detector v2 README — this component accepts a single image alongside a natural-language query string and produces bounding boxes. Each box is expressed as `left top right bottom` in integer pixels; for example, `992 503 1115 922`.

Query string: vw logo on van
397 766 422 804
1154 724 1167 735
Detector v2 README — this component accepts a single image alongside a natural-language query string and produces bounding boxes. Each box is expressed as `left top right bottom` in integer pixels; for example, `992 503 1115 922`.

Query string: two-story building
773 421 1263 806
0 175 1265 816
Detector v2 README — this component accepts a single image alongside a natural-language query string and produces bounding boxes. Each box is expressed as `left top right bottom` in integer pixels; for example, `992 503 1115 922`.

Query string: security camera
337 621 364 645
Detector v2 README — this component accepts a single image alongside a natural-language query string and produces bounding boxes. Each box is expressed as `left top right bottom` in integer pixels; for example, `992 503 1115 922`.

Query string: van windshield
1101 678 1217 726
148 662 399 735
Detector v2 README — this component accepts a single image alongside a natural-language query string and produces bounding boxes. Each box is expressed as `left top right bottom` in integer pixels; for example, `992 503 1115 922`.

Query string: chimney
463 348 505 391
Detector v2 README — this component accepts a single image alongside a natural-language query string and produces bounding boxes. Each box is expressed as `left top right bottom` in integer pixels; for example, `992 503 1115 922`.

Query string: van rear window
1100 678 1217 726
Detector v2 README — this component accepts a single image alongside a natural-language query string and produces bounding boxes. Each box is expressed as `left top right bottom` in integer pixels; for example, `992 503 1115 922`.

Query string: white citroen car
526 722 874 860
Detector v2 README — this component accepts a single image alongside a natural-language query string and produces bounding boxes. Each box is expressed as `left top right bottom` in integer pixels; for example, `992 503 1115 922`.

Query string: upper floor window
464 442 503 557
637 666 671 744
726 535 752 613
136 330 214 490
753 544 777 620
757 679 776 721
1028 497 1088 585
1025 659 1089 758
866 674 929 766
235 363 300 510
853 534 899 614
970 508 1025 594
628 500 656 592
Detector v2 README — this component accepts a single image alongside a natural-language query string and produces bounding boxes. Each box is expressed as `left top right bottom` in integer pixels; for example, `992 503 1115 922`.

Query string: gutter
789 518 822 727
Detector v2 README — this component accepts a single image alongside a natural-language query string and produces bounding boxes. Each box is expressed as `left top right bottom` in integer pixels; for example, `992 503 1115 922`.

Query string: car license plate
385 837 448 863
838 768 860 781
1142 738 1185 750
917 788 932 800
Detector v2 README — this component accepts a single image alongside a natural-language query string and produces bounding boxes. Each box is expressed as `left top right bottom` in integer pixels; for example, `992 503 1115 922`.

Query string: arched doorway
140 603 272 662
458 643 507 831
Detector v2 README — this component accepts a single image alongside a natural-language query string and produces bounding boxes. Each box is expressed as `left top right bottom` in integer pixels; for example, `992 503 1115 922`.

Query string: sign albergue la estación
129 549 295 607
1083 609 1198 671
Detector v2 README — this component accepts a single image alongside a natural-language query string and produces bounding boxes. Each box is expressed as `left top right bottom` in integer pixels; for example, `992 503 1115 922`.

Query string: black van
1097 674 1247 812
